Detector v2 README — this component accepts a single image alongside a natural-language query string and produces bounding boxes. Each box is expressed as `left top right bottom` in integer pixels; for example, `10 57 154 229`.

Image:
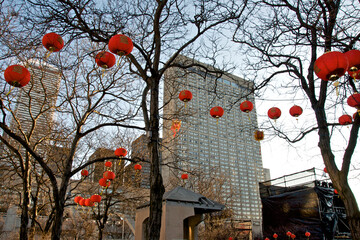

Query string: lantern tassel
6 86 14 96
118 157 122 166
333 81 339 96
45 50 53 59
247 114 251 122
216 118 219 125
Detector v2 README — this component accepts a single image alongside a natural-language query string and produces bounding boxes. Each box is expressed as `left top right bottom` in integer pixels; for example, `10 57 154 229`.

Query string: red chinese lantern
99 178 111 187
347 93 360 110
290 234 296 239
115 147 127 157
305 231 311 237
108 34 133 56
265 238 270 240
171 119 181 137
74 196 83 204
268 107 281 120
134 164 142 171
314 51 348 81
240 100 253 113
85 198 94 207
105 161 112 168
42 32 64 52
179 90 193 103
273 233 278 239
254 130 264 141
103 170 116 180
4 65 31 87
90 194 102 203
334 189 338 194
286 231 292 237
345 50 360 74
228 238 233 240
289 105 303 118
79 198 86 206
81 169 89 177
181 173 188 180
95 51 116 69
210 106 224 118
338 115 352 125
324 167 328 173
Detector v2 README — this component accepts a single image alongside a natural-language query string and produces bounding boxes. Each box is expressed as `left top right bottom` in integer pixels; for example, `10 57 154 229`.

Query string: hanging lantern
228 237 233 240
264 238 270 240
179 90 193 103
273 233 278 239
181 173 188 180
240 100 254 113
254 130 264 141
290 234 296 239
345 50 360 73
338 115 352 125
74 196 83 204
99 178 111 187
79 198 86 206
289 105 303 118
268 107 281 120
115 147 127 157
4 65 31 87
286 231 292 237
171 119 181 137
334 189 338 194
95 51 116 69
108 34 133 56
103 170 116 180
210 106 224 124
81 169 89 177
85 198 95 207
324 167 328 173
134 164 142 171
42 32 64 52
105 161 112 168
90 194 102 203
347 93 360 110
314 51 348 81
305 231 311 238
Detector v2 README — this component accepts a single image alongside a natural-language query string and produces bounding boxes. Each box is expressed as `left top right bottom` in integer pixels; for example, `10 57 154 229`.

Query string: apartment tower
162 56 265 235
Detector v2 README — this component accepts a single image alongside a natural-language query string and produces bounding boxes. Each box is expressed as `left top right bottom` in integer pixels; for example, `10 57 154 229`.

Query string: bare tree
233 0 360 238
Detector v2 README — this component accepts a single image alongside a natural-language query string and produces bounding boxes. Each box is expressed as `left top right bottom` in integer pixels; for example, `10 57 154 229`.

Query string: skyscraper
162 56 265 234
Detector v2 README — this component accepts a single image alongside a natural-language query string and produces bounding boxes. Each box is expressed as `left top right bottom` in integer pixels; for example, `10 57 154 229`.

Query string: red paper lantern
179 90 193 102
95 51 116 69
85 198 94 207
286 231 292 237
105 161 112 168
134 164 142 171
338 115 352 125
314 51 348 81
103 170 116 180
228 238 233 240
345 50 360 73
90 194 102 203
334 189 338 194
115 147 127 157
305 231 311 237
289 105 303 117
79 198 86 206
4 65 31 87
265 238 270 240
268 107 281 120
254 130 264 141
210 106 224 118
74 196 83 204
81 169 89 177
290 234 296 239
273 233 278 239
108 34 133 56
240 100 253 113
181 173 188 180
42 32 64 52
99 178 111 187
347 93 360 110
324 167 328 173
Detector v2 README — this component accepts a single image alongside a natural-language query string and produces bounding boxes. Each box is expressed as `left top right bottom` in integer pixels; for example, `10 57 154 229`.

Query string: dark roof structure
137 186 225 213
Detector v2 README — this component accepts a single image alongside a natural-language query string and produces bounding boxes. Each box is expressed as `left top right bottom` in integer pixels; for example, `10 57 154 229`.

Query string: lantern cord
117 56 124 66
6 86 14 96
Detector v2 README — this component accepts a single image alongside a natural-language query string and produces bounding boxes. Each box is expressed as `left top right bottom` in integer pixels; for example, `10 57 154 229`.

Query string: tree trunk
98 224 103 240
51 201 64 240
20 158 31 240
148 78 165 239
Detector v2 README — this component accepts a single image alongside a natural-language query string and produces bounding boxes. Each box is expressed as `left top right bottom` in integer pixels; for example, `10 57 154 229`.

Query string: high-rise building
162 56 265 235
